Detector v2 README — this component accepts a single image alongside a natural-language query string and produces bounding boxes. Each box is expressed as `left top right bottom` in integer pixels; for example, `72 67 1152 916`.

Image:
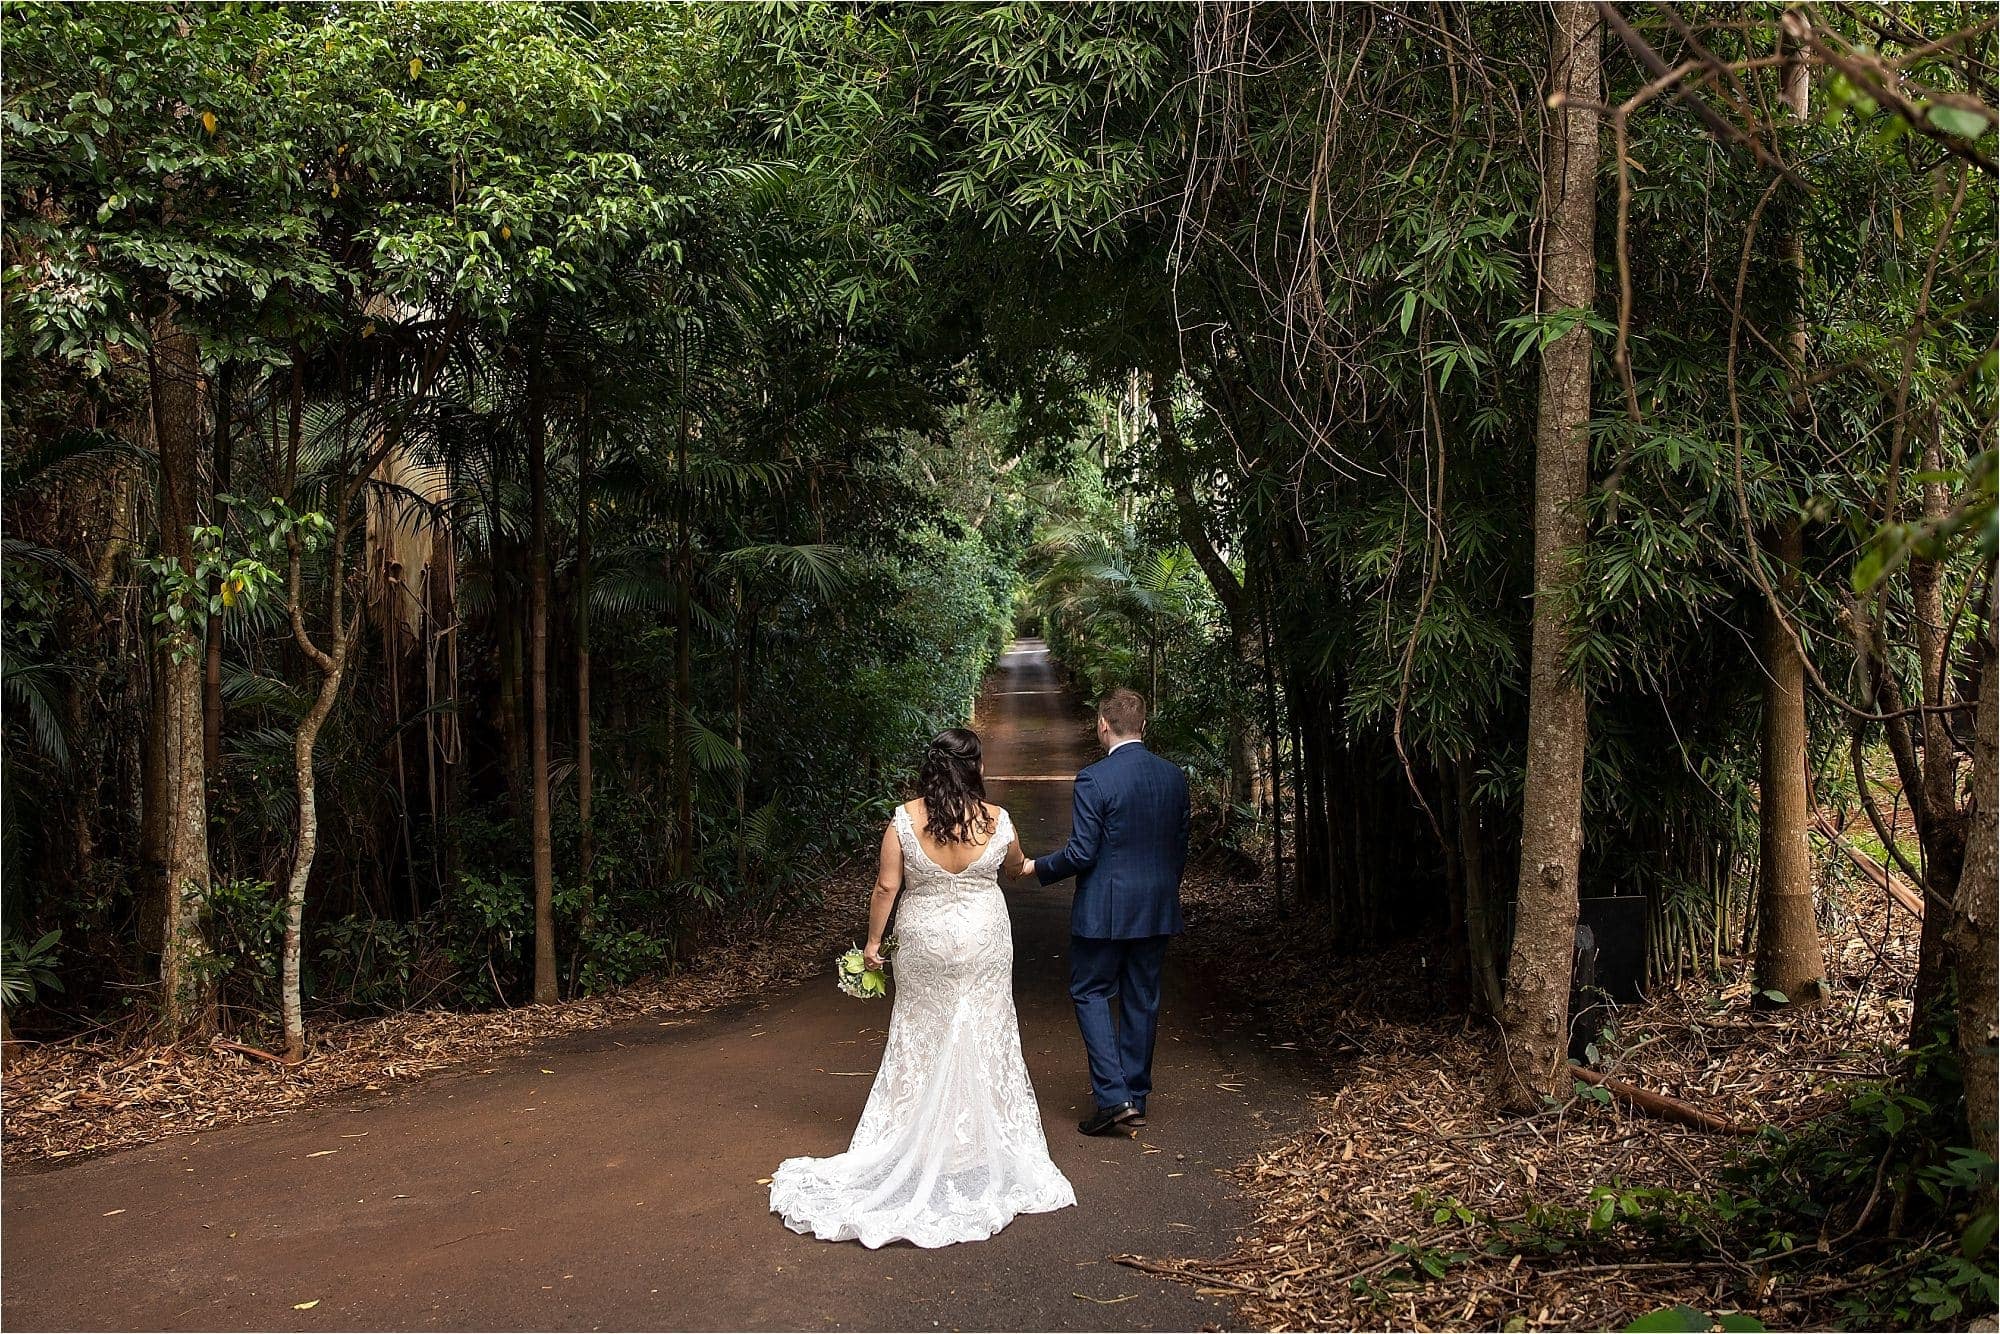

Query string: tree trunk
527 356 558 1005
1950 614 1995 1177
1754 522 1826 1004
281 658 342 1062
1258 560 1287 900
203 361 234 784
276 367 360 1063
1494 2 1599 1111
150 318 215 1039
499 590 525 809
735 586 758 893
425 517 460 907
673 400 694 878
1458 756 1504 1016
1908 433 1969 1032
576 396 595 907
1753 46 1826 1009
138 633 169 954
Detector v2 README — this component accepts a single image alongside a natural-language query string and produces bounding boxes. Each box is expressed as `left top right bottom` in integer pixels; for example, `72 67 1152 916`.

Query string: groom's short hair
1097 688 1147 737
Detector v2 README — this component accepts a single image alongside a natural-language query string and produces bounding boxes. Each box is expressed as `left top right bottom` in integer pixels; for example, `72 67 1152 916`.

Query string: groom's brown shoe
1079 1102 1138 1136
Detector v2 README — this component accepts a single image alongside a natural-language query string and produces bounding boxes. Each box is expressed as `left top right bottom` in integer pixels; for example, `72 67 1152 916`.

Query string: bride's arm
865 823 903 968
993 803 1028 879
1004 832 1027 880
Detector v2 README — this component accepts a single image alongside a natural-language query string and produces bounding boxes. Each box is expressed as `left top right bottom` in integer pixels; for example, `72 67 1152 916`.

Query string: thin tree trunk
1950 613 1996 1178
1494 2 1599 1111
527 354 558 1005
276 366 361 1063
1458 756 1504 1016
500 594 525 808
70 452 137 912
673 398 694 878
138 629 168 954
734 585 757 893
426 519 460 907
1753 45 1826 1008
150 317 215 1039
576 393 595 913
203 361 234 784
1287 666 1313 900
1755 522 1826 1003
1908 435 1969 1030
1257 559 1287 900
281 653 342 1062
1149 621 1160 716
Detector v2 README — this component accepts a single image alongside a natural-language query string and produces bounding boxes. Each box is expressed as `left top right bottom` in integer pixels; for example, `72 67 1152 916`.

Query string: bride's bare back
900 798 1027 875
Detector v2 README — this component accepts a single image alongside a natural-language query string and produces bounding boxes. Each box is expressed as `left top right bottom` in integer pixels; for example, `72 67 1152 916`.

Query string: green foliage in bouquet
836 940 896 1000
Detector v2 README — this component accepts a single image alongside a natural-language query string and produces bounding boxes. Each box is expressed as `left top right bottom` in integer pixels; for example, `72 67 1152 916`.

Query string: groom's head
1094 688 1147 752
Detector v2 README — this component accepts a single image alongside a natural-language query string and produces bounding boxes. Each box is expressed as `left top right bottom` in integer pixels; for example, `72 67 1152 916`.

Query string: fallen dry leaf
1117 863 1921 1334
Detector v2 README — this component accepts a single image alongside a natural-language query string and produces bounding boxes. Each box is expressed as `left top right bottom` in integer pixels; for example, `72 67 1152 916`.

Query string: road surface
2 641 1309 1332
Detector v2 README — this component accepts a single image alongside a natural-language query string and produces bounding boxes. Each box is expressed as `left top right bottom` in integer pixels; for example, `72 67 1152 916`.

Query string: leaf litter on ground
1121 861 1921 1332
3 872 868 1167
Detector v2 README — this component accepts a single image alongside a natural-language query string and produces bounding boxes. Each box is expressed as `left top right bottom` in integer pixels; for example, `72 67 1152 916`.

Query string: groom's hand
1021 858 1036 879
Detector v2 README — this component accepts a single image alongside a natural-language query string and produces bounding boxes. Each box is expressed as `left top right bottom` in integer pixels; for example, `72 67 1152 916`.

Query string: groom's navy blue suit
1036 740 1190 1114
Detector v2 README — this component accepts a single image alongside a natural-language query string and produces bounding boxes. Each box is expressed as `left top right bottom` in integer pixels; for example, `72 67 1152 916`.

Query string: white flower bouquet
836 938 895 1000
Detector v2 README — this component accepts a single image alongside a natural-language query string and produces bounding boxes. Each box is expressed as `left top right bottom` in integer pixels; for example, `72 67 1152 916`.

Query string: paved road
2 641 1309 1332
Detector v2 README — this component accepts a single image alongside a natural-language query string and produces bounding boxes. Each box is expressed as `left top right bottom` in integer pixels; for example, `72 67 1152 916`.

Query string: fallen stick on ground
1113 1255 1268 1295
212 1039 289 1066
1568 1064 1747 1135
1812 813 1924 919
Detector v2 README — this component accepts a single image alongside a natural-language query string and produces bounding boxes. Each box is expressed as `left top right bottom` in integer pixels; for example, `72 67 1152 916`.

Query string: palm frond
1 428 155 497
713 543 849 601
686 711 748 779
1 654 73 771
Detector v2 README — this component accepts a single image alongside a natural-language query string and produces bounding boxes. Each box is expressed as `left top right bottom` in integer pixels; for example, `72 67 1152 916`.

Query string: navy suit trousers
1069 933 1171 1112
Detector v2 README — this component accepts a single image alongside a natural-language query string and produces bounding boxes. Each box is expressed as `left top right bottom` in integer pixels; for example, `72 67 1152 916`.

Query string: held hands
1020 858 1036 879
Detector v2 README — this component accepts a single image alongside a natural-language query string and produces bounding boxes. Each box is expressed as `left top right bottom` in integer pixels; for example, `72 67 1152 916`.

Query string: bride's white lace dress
769 806 1076 1247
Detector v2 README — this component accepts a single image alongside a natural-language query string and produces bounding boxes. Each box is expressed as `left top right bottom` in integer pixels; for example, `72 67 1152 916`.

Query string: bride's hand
863 941 887 969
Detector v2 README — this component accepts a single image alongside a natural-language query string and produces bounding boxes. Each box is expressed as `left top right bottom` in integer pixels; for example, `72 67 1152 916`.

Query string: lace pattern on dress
769 805 1076 1248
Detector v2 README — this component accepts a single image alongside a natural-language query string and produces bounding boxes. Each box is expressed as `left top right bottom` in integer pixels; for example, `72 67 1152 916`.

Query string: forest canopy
1 3 1994 1324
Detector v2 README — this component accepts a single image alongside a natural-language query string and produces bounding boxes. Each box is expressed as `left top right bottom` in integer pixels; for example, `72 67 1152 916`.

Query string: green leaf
1961 1207 1997 1259
1622 1306 1714 1332
1926 104 1992 140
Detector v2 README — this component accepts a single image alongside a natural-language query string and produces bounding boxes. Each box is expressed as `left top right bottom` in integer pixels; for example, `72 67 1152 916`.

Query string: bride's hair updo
917 727 993 845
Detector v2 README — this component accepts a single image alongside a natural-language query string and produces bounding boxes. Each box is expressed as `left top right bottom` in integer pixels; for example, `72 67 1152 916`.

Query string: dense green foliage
1 3 1993 1322
1 4 1040 1025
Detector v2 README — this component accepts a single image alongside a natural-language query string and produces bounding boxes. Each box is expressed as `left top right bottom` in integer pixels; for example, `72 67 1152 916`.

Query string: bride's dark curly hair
917 727 993 845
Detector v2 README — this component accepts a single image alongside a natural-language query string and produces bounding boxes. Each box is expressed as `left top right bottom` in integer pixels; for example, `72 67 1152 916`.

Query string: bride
769 727 1076 1247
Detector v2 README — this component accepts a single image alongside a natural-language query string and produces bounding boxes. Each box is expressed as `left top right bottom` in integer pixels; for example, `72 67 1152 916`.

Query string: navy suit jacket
1036 742 1189 939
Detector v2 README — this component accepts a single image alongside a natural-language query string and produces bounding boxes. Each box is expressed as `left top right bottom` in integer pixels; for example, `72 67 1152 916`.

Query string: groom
1024 688 1190 1136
